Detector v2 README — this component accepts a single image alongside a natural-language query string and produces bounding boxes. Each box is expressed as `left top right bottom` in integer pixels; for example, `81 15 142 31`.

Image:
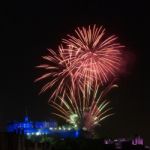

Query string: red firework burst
61 25 124 86
35 25 124 102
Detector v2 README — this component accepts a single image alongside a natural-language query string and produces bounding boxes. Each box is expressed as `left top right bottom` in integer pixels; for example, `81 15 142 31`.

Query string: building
104 137 150 150
6 115 79 138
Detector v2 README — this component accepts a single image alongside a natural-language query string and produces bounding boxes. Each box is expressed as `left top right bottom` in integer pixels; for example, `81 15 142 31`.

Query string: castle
6 115 79 138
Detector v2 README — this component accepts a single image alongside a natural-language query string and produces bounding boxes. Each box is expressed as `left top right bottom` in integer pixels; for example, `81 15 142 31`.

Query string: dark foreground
0 133 149 150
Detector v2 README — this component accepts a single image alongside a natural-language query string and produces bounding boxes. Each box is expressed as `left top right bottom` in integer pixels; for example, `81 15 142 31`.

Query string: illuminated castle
6 115 79 138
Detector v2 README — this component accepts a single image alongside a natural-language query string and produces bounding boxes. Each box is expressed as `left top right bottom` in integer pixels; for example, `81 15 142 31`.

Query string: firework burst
50 84 117 131
35 25 124 101
61 25 124 86
35 25 124 134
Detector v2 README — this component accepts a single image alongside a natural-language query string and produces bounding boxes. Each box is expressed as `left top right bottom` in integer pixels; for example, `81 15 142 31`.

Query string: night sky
1 0 150 145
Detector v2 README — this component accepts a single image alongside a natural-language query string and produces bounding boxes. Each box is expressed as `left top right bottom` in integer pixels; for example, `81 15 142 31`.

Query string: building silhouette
6 115 79 138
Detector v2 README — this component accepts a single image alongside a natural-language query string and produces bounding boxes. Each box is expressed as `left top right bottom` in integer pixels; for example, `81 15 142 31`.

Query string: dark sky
1 0 150 145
